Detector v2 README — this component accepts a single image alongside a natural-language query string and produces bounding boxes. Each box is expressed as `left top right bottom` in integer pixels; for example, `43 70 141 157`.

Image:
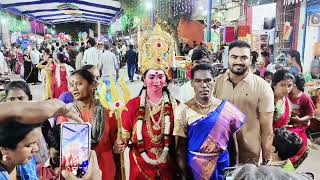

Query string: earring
2 154 7 162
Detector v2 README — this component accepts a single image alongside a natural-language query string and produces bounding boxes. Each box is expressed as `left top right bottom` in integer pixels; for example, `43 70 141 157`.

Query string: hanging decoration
30 20 46 34
155 0 193 21
15 32 33 50
58 32 72 42
121 14 129 31
283 22 293 41
44 34 53 44
283 0 305 5
7 16 31 32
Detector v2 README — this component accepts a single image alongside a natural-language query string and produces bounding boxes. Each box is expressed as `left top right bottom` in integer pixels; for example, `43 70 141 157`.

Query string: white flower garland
137 89 171 165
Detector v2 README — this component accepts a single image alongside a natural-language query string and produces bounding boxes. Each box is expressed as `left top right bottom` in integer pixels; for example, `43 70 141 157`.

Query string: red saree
52 64 68 98
122 97 177 180
273 97 309 166
273 97 290 128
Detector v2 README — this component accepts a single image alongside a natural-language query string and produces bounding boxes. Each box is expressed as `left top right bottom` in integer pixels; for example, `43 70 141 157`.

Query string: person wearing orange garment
57 69 120 180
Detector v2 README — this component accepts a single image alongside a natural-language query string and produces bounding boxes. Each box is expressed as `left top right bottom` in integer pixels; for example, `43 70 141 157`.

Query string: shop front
300 0 320 139
302 0 320 77
249 2 277 54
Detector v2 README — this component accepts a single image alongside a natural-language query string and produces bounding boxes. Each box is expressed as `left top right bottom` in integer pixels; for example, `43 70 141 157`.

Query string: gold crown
139 25 175 74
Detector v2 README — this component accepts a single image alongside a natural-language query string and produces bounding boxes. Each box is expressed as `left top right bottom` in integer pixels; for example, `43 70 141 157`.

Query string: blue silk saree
187 100 245 180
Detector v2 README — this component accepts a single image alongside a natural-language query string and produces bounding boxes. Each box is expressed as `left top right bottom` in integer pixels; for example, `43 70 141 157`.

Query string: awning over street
0 0 122 24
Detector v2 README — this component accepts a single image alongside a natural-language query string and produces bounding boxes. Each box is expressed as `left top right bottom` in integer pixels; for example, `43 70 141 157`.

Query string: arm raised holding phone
0 99 83 124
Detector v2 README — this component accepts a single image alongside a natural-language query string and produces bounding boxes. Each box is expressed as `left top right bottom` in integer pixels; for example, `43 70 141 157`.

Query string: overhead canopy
0 0 122 25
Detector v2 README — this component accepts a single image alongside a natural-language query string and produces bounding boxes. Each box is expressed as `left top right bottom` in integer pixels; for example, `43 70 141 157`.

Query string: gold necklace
195 98 213 115
147 99 164 130
195 97 213 108
145 102 165 144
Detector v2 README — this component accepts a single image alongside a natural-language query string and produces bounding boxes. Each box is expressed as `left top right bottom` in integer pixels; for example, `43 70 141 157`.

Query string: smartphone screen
60 123 91 178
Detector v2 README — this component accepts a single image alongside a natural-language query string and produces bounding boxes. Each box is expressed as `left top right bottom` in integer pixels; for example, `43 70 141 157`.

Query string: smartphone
60 123 91 178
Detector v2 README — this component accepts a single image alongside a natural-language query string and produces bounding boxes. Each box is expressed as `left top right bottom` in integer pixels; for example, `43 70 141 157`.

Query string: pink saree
273 97 309 167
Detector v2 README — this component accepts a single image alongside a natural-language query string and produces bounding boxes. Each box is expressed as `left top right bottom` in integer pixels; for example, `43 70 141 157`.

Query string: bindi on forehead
147 70 165 76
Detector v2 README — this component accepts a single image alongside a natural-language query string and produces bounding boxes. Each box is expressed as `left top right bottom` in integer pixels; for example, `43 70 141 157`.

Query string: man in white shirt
82 38 100 67
99 44 119 80
0 50 9 76
30 44 41 84
174 48 213 103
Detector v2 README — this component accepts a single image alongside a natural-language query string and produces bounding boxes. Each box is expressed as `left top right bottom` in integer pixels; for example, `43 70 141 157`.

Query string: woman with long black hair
23 50 34 83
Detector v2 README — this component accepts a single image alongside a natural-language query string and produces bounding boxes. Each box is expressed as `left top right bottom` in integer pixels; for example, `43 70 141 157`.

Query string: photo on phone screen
60 123 91 178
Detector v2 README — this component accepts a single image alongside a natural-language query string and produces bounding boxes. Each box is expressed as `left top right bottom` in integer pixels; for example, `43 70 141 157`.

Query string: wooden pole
115 110 126 180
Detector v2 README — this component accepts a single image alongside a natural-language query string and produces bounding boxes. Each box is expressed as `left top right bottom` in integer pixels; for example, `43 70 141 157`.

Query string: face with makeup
144 69 166 93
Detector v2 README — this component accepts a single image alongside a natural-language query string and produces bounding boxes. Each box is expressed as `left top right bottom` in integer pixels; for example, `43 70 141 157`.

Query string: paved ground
3 67 320 179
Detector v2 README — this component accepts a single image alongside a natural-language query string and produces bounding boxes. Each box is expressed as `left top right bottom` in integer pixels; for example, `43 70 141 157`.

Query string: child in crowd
256 60 266 77
37 125 62 180
289 73 315 126
269 127 303 172
264 71 274 84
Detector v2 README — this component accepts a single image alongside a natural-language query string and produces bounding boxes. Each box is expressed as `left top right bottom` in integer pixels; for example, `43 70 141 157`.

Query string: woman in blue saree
174 64 245 180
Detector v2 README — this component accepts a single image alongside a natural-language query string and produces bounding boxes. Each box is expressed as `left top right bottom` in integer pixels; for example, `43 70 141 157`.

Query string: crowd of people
0 38 139 100
0 36 317 180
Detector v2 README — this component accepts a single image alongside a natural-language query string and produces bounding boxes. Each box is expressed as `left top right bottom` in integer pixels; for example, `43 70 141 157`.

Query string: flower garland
136 89 171 165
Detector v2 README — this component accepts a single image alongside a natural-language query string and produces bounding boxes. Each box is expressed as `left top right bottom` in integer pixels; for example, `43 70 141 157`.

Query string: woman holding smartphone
57 69 119 180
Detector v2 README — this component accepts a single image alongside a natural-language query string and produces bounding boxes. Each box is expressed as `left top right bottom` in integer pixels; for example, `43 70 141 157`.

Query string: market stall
173 56 191 85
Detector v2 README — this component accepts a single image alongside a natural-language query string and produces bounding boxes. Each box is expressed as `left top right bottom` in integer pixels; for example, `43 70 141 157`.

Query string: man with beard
213 40 274 166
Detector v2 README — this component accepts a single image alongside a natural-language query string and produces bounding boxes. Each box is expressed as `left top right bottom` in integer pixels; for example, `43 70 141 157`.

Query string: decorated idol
114 25 178 179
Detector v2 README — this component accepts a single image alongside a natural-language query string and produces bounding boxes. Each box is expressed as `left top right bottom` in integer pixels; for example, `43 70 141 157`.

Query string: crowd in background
0 39 318 180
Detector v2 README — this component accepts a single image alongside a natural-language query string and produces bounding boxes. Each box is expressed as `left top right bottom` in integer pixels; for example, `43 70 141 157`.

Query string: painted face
144 70 166 92
6 88 29 102
273 79 294 97
4 128 41 165
228 47 251 75
192 70 214 101
70 74 95 101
